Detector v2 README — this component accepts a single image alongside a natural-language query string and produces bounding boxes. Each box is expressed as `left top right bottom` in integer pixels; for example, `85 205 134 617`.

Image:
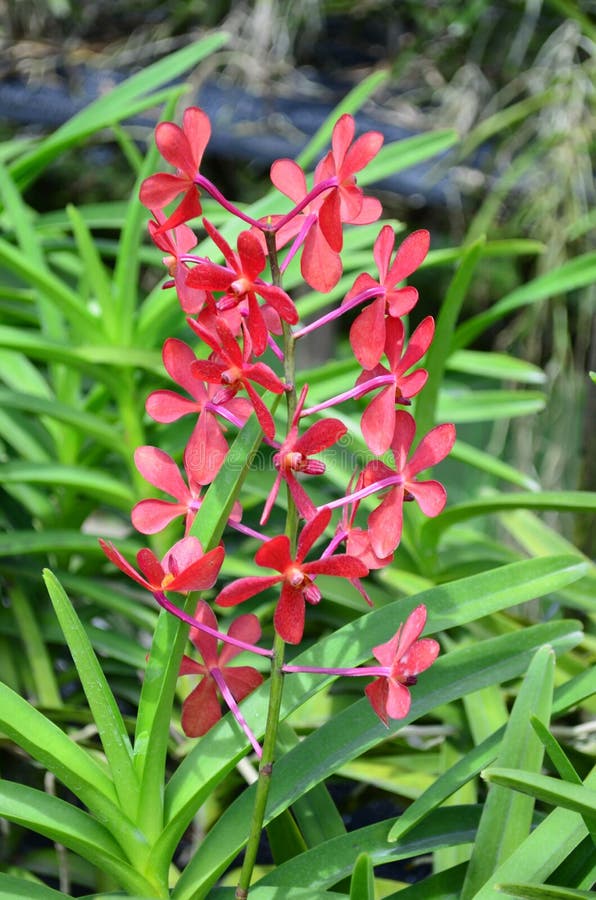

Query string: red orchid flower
147 214 206 314
99 536 224 595
365 605 439 724
363 410 456 558
216 508 368 644
348 226 430 370
314 113 383 254
140 107 210 232
260 385 347 525
189 319 286 441
179 601 263 738
146 338 251 484
186 219 298 356
357 316 435 455
264 158 342 293
131 443 242 535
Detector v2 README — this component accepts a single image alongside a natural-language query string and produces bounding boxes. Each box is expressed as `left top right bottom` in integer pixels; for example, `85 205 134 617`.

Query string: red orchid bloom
265 158 342 293
147 214 206 314
216 508 368 644
363 410 456 558
131 443 242 535
140 107 210 232
189 319 286 441
179 601 263 738
314 113 383 254
348 226 430 370
365 605 439 724
186 219 298 356
357 316 435 455
146 338 251 484
263 116 382 293
261 385 347 525
99 536 224 595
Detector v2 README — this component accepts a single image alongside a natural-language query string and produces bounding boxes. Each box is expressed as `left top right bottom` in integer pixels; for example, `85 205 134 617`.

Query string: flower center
230 276 251 297
286 566 306 588
161 572 176 589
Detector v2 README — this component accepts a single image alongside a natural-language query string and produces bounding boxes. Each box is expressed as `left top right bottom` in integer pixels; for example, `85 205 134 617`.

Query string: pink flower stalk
347 226 430 370
365 605 440 724
140 107 210 232
260 385 347 525
147 214 207 314
216 508 368 644
131 443 242 535
99 535 224 595
179 601 263 751
336 473 394 572
146 338 251 483
189 319 286 441
362 410 456 558
357 316 435 455
185 219 298 356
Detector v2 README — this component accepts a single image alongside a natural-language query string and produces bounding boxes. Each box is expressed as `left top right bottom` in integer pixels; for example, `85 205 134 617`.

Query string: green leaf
7 583 61 707
43 570 138 810
482 768 596 823
461 647 555 899
257 807 480 894
437 388 546 422
66 203 117 340
349 852 375 900
0 461 134 509
0 530 138 557
170 620 582 899
0 388 127 453
0 682 144 858
451 440 541 491
470 764 596 899
447 350 546 384
387 667 596 844
496 883 596 899
266 809 308 865
0 874 70 899
0 780 153 896
0 236 99 336
453 252 596 351
358 129 459 187
415 238 484 435
421 492 596 547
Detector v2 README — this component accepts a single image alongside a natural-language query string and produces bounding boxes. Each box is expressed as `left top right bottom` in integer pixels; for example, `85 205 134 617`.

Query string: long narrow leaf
43 570 138 810
388 667 596 843
471 765 596 900
461 646 555 898
452 252 596 351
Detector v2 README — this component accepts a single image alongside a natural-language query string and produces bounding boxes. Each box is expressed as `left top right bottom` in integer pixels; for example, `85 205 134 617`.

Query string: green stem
235 632 286 899
235 232 299 899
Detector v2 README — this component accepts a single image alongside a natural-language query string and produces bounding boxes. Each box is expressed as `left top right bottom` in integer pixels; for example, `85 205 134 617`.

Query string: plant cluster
0 33 594 900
